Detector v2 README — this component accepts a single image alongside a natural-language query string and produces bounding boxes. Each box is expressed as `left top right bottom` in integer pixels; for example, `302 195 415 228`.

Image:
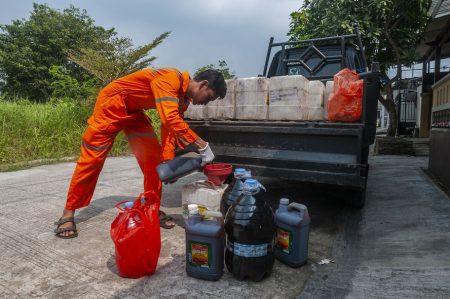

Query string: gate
397 89 417 136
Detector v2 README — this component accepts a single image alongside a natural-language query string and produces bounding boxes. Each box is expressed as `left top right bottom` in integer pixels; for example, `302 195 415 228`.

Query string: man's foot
54 209 78 238
159 210 176 229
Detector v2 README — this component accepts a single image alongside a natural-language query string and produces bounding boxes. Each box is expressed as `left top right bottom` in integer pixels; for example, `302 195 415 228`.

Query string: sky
0 0 303 78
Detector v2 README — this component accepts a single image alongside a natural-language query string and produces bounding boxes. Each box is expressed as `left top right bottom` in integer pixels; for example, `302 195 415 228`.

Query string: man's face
191 80 217 105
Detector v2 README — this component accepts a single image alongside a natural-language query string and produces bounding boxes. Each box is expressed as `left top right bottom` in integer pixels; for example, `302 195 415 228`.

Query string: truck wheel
344 189 366 208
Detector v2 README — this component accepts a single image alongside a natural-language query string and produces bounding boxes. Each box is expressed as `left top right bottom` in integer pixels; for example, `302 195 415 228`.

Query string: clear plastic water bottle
220 168 251 216
225 179 276 282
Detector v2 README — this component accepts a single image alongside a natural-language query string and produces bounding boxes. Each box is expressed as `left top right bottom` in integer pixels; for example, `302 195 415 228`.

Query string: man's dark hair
194 69 227 99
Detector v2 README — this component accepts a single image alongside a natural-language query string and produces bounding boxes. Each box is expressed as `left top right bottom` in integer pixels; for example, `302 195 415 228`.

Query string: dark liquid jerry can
274 198 310 267
156 152 202 183
185 208 225 281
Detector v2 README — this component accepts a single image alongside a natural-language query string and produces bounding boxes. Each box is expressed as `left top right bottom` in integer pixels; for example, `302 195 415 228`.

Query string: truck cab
267 43 366 79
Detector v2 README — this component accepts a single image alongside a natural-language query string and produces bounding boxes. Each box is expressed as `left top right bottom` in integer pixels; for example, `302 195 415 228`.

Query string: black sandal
159 211 176 229
54 217 78 239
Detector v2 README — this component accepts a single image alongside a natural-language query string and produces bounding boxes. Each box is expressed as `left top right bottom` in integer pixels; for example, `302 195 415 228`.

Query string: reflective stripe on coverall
65 68 197 210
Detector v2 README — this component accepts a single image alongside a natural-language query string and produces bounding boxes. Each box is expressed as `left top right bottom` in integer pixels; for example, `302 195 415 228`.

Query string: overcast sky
0 0 303 78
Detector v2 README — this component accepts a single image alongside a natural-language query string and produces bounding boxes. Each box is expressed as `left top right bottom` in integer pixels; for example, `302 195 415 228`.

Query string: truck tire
344 189 366 208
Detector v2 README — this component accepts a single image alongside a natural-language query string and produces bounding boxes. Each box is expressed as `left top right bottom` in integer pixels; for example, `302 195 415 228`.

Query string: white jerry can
323 80 334 120
268 75 309 121
302 80 325 121
235 77 269 120
207 79 236 120
181 180 228 220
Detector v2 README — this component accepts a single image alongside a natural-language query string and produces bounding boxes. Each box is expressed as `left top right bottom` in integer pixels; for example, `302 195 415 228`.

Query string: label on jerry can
275 227 292 254
188 241 211 268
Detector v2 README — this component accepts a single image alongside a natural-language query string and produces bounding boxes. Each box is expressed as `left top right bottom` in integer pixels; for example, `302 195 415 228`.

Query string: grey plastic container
185 210 225 281
274 198 310 267
156 152 202 183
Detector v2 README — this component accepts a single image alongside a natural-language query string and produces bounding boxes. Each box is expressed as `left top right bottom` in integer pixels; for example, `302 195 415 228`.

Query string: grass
0 97 161 171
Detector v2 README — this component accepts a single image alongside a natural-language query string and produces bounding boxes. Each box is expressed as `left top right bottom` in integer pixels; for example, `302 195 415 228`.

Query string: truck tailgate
187 120 367 188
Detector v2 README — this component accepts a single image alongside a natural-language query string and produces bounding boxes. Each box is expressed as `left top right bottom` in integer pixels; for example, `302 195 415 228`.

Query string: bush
0 97 162 168
49 65 100 100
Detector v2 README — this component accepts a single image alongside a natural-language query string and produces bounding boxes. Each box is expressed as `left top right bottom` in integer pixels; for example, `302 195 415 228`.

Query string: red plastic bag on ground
110 191 161 278
327 68 364 122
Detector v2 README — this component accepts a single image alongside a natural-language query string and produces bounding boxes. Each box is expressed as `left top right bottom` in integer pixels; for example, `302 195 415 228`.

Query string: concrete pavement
0 156 341 299
1 155 449 298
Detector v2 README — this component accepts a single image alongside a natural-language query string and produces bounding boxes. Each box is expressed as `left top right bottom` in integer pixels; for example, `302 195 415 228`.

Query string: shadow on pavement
108 253 186 299
257 177 348 233
76 196 135 224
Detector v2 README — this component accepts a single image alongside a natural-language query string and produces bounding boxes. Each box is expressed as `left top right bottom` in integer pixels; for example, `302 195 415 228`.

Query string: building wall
431 72 450 128
429 73 450 190
429 129 450 190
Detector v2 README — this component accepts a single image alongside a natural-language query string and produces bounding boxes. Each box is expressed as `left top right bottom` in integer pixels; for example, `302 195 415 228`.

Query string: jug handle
288 202 306 218
194 180 216 189
203 210 223 219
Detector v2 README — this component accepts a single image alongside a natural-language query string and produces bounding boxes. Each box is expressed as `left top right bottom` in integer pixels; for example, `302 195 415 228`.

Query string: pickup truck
186 26 380 208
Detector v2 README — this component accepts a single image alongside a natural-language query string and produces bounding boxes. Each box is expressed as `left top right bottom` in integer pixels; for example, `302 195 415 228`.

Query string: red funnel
203 163 232 186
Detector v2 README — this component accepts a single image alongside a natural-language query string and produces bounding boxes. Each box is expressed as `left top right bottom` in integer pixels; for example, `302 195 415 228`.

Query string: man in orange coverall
54 67 226 238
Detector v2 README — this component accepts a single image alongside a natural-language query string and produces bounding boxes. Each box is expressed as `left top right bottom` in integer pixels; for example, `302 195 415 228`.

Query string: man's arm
152 72 207 159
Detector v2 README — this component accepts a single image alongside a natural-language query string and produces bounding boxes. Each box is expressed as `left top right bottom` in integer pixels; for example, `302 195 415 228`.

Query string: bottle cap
244 178 258 189
124 202 133 209
280 198 289 205
234 168 246 175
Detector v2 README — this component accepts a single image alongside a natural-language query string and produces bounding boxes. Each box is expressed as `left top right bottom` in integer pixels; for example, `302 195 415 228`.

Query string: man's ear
199 80 209 89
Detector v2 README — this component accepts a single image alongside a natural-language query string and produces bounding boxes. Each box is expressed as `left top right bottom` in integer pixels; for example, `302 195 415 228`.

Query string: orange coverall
65 67 198 210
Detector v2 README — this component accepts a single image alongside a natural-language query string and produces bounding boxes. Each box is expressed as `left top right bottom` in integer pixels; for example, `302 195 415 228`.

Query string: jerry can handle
194 180 216 189
288 203 306 218
203 210 223 218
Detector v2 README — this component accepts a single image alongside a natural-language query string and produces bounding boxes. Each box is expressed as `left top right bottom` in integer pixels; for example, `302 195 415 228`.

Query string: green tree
66 32 170 86
194 60 236 79
48 65 99 99
289 0 431 136
0 3 114 101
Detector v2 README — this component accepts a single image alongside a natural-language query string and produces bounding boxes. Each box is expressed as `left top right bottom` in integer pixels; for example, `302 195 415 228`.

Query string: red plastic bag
110 191 161 278
327 68 364 122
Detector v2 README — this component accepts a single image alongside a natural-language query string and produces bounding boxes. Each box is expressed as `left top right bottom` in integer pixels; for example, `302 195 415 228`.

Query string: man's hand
198 142 215 166
194 137 208 150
